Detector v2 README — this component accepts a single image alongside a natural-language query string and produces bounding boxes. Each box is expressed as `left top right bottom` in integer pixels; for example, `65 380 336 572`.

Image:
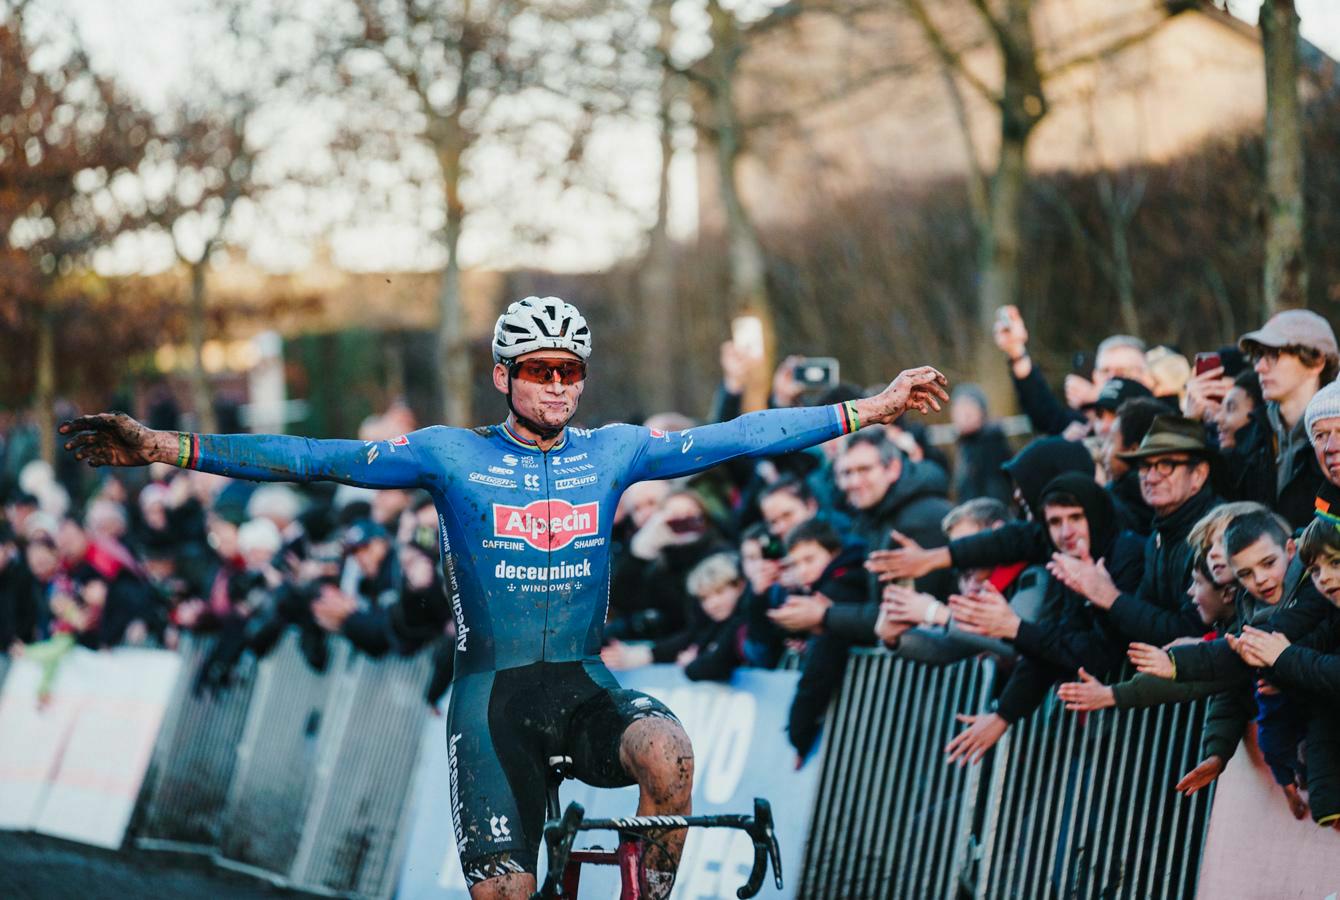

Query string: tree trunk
437 199 471 426
36 304 55 466
436 137 472 426
1260 0 1307 315
973 135 1030 411
637 56 680 414
972 0 1044 411
978 137 1029 330
1101 176 1141 336
711 78 773 411
188 258 218 433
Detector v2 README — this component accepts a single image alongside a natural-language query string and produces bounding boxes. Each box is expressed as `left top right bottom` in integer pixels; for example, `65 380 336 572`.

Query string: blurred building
165 249 505 343
131 251 506 435
698 0 1337 233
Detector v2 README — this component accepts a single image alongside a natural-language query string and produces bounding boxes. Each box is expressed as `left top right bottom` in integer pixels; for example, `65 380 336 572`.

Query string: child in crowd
769 518 870 762
1133 509 1310 818
1230 515 1340 829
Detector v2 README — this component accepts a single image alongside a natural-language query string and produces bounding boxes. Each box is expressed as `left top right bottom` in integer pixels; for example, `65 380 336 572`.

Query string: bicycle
531 756 783 900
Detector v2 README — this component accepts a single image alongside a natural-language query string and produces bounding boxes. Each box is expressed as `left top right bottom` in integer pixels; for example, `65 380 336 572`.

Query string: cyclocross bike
531 756 783 900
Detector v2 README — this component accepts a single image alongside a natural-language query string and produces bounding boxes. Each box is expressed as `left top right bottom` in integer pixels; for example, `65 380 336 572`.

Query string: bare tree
134 2 296 432
666 0 911 407
903 0 1177 397
312 0 646 425
0 2 151 462
1259 0 1307 314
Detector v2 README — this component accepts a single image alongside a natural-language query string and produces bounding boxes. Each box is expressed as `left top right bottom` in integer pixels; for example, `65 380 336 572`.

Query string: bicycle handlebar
531 799 783 900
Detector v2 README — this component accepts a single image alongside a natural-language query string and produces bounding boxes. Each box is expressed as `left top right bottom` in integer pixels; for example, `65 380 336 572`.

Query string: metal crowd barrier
288 649 433 897
800 651 995 899
136 635 260 848
133 630 435 899
800 650 1213 900
219 633 353 874
974 684 1212 900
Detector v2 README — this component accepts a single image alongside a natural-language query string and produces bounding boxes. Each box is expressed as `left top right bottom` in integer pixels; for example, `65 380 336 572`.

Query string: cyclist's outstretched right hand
61 413 167 468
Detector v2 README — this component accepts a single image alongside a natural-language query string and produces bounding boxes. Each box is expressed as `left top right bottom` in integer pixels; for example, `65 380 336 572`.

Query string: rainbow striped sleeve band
176 432 200 469
837 401 861 434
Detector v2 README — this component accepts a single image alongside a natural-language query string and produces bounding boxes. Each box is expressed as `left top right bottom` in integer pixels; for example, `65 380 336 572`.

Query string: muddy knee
619 718 694 804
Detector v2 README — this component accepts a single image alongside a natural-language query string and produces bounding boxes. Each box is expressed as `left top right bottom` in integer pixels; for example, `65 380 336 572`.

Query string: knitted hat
1305 380 1340 442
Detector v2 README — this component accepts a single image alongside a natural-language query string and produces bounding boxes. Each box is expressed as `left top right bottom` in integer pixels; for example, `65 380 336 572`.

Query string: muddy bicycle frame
530 757 782 900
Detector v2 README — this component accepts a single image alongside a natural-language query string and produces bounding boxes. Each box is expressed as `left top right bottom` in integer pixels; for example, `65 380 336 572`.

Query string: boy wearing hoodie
944 473 1144 765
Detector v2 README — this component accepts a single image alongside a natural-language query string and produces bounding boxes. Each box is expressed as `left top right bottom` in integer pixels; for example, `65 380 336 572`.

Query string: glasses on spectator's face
1136 456 1195 477
837 462 881 481
1249 347 1282 366
510 358 587 385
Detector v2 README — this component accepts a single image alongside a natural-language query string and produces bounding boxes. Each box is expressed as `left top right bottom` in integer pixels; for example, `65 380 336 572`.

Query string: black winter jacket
1219 406 1324 530
851 460 954 601
994 474 1146 723
954 425 1013 505
785 544 875 758
1011 363 1084 437
1104 486 1219 645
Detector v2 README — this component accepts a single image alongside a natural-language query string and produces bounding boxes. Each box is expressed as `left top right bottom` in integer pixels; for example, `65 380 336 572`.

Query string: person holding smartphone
992 305 1152 437
1230 311 1337 528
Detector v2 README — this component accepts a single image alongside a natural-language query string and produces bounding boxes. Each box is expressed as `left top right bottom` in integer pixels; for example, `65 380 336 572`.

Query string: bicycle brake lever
736 798 780 899
755 798 783 890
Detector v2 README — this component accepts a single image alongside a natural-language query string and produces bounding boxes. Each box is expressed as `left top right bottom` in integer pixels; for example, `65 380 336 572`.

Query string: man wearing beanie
1231 310 1337 528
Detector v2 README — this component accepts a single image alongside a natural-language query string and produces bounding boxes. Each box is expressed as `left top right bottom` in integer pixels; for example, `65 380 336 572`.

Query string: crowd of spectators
5 303 1340 836
606 305 1340 831
0 401 457 705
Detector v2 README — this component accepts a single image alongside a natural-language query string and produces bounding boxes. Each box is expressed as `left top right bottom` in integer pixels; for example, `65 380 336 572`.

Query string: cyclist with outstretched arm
63 296 947 900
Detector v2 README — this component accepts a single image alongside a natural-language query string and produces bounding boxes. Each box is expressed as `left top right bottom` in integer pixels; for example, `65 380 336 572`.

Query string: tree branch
901 0 1000 106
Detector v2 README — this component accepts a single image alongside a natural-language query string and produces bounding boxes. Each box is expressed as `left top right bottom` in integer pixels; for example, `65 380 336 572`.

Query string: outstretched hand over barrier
945 713 1007 767
865 530 949 582
1175 755 1225 797
1056 668 1115 712
1127 643 1175 679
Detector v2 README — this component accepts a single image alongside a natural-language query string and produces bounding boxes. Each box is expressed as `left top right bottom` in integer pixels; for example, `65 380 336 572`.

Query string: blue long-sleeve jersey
183 404 859 677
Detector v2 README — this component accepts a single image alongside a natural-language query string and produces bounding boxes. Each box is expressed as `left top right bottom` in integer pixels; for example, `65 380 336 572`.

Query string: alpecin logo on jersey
492 499 599 551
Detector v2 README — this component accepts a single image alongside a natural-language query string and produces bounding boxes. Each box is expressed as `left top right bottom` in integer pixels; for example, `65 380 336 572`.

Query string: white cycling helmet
492 296 592 364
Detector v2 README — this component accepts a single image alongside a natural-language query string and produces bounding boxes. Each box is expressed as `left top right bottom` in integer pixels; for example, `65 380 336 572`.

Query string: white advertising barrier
398 666 816 900
0 645 180 848
1195 727 1340 900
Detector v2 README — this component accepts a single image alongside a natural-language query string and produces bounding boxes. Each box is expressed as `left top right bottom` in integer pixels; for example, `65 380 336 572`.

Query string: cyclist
62 295 947 900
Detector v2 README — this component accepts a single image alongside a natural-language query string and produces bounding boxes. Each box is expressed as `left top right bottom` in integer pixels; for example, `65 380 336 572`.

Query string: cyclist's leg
565 662 693 900
446 671 545 899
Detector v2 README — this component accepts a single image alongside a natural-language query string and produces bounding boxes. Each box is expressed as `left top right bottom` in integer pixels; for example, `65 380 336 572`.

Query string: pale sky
47 0 1340 278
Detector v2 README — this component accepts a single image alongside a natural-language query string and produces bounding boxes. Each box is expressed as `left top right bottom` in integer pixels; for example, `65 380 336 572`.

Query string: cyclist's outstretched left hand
857 367 949 426
61 412 170 467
